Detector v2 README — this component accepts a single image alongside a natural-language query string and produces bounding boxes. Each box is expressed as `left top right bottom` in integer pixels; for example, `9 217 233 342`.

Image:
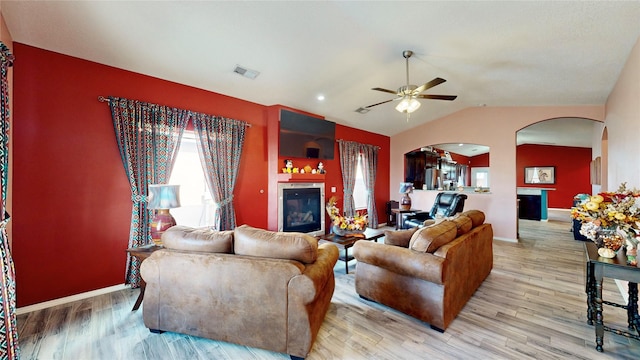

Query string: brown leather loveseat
140 224 339 360
353 210 493 332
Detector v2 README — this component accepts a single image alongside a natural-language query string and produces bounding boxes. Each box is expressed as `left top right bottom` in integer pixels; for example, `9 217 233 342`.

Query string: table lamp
148 184 180 245
399 182 414 211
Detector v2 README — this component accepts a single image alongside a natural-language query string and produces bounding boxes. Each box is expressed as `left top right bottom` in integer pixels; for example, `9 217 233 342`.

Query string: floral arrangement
571 183 640 248
326 196 368 232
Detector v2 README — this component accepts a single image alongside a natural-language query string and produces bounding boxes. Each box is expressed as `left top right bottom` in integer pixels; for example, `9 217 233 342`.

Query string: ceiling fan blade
364 99 395 108
413 78 447 95
416 94 458 101
372 87 398 95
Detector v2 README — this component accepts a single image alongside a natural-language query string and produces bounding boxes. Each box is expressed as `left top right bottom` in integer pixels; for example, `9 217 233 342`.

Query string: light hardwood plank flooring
17 220 640 359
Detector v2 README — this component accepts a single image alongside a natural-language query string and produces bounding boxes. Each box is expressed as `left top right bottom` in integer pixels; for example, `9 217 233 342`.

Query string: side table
391 208 420 230
126 244 162 311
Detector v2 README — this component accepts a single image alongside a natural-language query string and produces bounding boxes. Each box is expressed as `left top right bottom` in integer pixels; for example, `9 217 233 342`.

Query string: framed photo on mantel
524 166 555 184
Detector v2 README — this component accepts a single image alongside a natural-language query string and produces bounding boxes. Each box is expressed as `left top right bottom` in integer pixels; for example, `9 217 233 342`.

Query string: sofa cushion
423 219 436 227
409 220 457 253
162 225 234 253
450 215 473 236
384 227 418 247
234 224 318 264
460 210 485 228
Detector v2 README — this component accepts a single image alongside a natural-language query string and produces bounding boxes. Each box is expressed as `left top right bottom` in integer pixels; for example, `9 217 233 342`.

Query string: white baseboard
17 284 130 315
493 236 518 243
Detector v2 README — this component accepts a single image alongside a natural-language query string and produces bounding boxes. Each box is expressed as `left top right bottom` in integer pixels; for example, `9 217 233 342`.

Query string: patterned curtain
109 97 189 287
0 42 18 359
360 143 379 227
338 140 360 217
192 113 247 230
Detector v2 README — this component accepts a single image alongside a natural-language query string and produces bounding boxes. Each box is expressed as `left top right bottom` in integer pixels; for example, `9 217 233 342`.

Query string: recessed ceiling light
317 95 325 101
458 143 464 146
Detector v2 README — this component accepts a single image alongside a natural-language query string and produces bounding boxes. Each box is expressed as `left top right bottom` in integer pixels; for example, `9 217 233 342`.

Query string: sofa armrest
289 243 339 303
433 223 493 290
353 241 445 285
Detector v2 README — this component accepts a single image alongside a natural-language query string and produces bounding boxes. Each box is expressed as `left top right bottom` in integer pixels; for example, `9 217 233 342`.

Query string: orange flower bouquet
326 196 368 236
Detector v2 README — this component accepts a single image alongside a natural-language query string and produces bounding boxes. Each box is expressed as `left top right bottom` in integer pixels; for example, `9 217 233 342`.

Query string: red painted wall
516 144 591 208
12 44 390 306
469 153 489 167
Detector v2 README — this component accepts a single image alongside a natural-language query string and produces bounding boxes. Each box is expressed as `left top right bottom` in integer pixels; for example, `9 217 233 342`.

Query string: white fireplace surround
277 182 325 237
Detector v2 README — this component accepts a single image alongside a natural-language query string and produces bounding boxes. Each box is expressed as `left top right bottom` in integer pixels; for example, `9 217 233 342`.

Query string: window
471 167 490 188
168 131 216 227
353 155 367 210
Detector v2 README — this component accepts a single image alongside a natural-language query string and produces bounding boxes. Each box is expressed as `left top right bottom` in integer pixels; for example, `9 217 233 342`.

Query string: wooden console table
126 244 162 311
584 242 640 352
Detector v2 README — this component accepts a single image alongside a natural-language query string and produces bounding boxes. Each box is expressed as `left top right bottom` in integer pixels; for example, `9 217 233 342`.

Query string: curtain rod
97 96 251 127
336 139 381 149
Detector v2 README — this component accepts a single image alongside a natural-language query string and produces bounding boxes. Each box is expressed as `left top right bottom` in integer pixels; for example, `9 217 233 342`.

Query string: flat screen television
279 109 335 160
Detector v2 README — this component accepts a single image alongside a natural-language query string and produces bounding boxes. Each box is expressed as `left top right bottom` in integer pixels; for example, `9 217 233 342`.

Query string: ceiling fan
361 50 457 117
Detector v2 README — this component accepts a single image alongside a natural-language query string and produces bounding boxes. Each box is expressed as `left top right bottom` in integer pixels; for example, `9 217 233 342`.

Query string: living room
1 1 640 359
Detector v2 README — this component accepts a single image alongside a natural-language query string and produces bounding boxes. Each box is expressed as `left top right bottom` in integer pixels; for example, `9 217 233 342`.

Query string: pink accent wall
391 106 605 241
605 36 640 190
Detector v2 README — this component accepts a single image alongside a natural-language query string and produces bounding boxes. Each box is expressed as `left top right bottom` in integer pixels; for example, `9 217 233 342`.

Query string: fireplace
277 182 325 237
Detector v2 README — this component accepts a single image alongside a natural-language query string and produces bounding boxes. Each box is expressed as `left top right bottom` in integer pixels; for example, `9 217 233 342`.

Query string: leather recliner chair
404 192 468 228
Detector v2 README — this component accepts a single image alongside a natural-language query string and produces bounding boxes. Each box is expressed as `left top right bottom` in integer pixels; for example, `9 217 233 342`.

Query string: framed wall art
524 166 555 184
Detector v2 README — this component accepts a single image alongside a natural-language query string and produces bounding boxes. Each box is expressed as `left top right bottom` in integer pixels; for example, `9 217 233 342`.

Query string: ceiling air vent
233 65 260 79
355 107 370 114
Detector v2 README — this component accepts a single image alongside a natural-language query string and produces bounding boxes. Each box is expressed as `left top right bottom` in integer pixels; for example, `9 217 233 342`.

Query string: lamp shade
395 97 421 113
148 184 181 209
399 182 414 194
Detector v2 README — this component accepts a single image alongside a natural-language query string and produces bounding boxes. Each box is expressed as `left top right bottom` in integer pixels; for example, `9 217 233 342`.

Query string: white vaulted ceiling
2 1 639 141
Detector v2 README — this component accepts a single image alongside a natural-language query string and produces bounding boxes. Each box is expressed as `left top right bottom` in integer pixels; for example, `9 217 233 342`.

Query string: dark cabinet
518 195 541 220
404 151 427 189
405 149 466 190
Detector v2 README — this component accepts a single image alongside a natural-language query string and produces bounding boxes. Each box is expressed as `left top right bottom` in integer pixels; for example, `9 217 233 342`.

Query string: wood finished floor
17 220 640 359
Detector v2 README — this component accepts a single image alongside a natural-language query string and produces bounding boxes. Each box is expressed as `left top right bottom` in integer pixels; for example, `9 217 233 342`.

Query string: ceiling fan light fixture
395 97 421 113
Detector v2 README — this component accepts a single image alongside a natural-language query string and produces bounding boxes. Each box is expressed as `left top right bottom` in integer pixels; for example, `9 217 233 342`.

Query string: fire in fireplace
277 182 325 237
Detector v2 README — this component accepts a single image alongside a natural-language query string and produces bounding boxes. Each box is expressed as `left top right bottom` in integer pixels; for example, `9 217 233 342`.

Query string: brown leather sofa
140 224 339 360
353 210 493 332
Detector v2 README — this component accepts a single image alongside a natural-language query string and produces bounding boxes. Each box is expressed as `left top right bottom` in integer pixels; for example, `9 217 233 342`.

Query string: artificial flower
572 182 640 246
326 196 368 232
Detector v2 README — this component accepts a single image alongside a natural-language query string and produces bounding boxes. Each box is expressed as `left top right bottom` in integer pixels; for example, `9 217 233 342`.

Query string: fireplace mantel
277 173 326 183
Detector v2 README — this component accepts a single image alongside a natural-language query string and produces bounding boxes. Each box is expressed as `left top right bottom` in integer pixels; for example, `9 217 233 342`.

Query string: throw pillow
460 210 485 228
234 224 318 264
409 220 457 253
384 227 418 247
450 215 473 236
162 225 234 253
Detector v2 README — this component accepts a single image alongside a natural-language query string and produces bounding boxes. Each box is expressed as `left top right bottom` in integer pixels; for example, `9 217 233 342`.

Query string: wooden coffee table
318 228 385 273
